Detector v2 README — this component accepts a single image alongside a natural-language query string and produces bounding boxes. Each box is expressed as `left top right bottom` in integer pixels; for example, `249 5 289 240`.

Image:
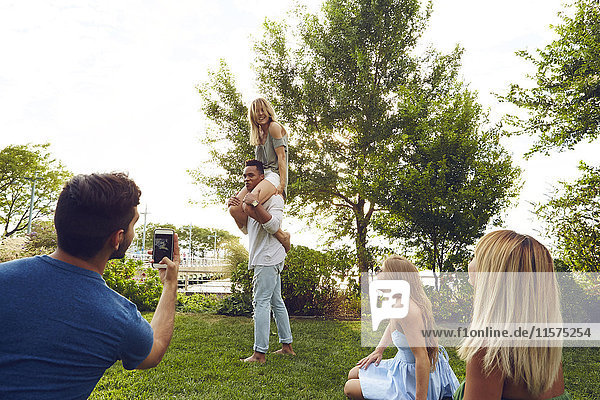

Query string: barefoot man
227 159 295 363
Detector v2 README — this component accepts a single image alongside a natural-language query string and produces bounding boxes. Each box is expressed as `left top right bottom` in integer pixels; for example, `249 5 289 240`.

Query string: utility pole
188 223 192 267
24 172 41 234
140 205 150 254
208 229 218 259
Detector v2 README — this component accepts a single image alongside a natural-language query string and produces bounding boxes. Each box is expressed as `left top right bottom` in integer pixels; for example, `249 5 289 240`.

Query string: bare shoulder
396 300 424 333
464 349 504 399
404 300 423 325
268 122 285 139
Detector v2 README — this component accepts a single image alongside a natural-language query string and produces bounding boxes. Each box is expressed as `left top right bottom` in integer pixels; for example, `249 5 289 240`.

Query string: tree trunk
432 239 438 275
354 196 374 273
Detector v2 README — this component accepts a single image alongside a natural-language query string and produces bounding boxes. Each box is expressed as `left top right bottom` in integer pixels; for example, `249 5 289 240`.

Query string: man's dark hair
245 159 264 175
54 173 141 260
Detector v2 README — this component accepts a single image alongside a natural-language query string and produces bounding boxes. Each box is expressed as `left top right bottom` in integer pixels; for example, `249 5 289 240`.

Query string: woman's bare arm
269 122 287 195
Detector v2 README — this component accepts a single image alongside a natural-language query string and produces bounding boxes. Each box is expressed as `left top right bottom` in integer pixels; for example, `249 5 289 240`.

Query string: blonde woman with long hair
345 256 459 400
455 230 571 399
228 97 290 251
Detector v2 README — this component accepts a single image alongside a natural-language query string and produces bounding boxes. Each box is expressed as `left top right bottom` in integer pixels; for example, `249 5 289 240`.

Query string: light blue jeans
251 262 293 353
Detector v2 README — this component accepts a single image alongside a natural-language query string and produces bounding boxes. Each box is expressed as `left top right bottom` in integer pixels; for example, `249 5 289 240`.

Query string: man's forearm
149 281 177 358
246 203 273 225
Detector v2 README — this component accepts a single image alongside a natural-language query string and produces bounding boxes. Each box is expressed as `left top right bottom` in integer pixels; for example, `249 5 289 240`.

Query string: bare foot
281 231 291 253
241 353 266 363
272 344 296 355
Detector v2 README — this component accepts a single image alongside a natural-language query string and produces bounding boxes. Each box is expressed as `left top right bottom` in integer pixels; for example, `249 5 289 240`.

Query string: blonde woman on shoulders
455 230 572 400
345 256 459 400
228 97 290 252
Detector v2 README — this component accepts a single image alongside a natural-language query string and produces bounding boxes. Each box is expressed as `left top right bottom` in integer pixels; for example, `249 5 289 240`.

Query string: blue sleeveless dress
359 330 459 400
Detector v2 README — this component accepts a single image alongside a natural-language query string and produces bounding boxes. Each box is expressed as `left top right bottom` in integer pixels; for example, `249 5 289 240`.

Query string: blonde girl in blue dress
345 256 459 400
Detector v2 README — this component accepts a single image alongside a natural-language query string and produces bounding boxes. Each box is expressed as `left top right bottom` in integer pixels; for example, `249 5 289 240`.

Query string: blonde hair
248 97 277 146
458 230 562 396
381 255 439 370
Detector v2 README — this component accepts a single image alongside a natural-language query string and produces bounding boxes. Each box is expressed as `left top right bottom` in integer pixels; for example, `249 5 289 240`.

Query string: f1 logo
369 279 410 331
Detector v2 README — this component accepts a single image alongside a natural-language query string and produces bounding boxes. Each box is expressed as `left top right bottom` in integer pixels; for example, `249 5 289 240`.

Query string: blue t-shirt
0 255 154 399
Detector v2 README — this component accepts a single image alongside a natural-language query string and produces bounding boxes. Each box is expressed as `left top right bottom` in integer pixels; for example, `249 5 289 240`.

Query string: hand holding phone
152 228 174 268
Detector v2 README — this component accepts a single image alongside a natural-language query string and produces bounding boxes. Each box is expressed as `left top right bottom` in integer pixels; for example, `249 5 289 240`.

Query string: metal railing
126 252 231 292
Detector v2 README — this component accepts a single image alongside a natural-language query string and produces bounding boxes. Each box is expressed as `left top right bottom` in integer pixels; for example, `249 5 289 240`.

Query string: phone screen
153 232 173 264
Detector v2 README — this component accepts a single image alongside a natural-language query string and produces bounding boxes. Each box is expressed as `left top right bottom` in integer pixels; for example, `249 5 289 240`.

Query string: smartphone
152 228 174 267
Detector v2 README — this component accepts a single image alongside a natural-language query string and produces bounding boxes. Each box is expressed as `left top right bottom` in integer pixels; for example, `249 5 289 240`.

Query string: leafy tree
194 0 518 272
253 0 432 272
371 50 521 273
501 0 600 155
222 238 248 273
191 60 253 203
0 144 71 238
535 163 600 271
502 0 600 271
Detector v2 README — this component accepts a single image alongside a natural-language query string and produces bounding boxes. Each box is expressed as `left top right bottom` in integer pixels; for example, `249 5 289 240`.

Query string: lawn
90 313 600 399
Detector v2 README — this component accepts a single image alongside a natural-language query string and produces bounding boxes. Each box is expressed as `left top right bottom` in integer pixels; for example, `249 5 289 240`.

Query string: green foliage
216 292 254 317
223 238 249 274
254 0 434 272
501 0 600 155
281 246 358 316
0 236 28 262
535 162 600 271
228 246 359 317
102 258 163 311
176 292 253 319
176 293 221 314
192 59 253 204
176 293 254 317
0 144 71 238
424 274 473 323
0 220 58 262
371 50 521 272
557 272 600 323
194 0 518 273
24 220 57 256
230 260 253 294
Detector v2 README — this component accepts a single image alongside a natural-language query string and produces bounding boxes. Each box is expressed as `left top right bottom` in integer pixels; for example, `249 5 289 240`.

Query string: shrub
230 260 252 294
424 273 473 324
216 292 253 317
102 258 163 311
0 236 28 262
25 220 57 256
176 292 253 317
177 293 221 313
281 246 359 316
228 245 359 317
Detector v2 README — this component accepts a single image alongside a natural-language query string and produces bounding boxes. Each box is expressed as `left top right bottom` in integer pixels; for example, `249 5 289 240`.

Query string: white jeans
251 261 292 353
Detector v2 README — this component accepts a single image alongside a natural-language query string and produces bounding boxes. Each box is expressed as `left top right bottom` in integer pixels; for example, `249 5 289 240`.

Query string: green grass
90 313 600 399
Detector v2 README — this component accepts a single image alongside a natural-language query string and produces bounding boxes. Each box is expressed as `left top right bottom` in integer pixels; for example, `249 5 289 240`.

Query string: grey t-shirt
255 125 288 196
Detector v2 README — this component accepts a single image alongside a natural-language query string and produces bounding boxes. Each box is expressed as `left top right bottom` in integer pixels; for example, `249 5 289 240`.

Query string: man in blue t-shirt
0 173 180 399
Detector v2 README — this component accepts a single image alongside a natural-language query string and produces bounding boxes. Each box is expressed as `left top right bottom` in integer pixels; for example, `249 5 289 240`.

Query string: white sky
1 0 598 251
